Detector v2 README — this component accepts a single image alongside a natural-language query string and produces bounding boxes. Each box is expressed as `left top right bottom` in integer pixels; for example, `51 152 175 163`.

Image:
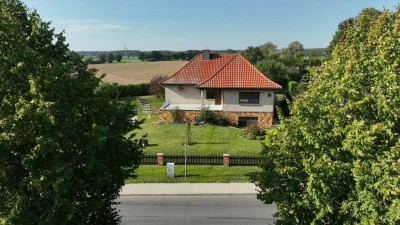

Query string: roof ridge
159 53 202 84
195 53 239 88
236 54 282 89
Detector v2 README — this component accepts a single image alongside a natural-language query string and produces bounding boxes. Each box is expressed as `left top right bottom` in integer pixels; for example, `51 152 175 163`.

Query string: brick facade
159 110 273 128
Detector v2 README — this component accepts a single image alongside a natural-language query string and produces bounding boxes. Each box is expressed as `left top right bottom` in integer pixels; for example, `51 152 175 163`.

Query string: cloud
61 19 128 34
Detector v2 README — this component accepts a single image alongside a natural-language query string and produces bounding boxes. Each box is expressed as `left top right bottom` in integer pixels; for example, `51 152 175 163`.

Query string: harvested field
89 61 188 84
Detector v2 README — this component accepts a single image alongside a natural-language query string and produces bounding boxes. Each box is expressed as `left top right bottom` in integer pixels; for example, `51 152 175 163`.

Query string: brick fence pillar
223 154 230 167
157 153 164 166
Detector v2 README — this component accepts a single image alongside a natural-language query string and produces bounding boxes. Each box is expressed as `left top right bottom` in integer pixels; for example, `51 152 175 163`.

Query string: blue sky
23 0 398 51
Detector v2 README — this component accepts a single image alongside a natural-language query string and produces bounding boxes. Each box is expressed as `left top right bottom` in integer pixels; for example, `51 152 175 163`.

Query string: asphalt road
117 195 277 225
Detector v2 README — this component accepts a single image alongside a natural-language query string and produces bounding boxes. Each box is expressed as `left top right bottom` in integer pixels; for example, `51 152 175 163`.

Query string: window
238 117 258 127
239 92 259 104
206 90 216 99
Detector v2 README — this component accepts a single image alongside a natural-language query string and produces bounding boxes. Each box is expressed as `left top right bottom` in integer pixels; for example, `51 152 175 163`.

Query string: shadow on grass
146 144 159 147
175 174 200 178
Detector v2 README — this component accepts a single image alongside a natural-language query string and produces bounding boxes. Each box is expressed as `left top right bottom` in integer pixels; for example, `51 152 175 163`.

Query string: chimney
203 50 210 60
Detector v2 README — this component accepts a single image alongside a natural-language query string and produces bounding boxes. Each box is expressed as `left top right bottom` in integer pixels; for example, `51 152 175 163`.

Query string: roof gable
160 53 282 89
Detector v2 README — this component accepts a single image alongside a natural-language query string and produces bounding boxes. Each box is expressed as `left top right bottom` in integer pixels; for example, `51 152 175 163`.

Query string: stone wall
159 110 273 128
159 110 200 124
221 111 273 128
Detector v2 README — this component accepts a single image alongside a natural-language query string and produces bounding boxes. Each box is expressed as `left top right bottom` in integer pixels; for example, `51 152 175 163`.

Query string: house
159 50 282 128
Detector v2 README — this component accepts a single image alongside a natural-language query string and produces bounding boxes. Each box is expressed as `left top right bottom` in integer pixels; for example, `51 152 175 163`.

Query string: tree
115 53 122 62
138 52 145 61
259 42 278 59
253 7 400 224
242 46 263 64
68 51 82 61
256 59 289 87
147 51 162 61
106 52 115 63
85 56 94 64
184 50 201 60
0 1 142 224
285 41 304 55
148 74 168 98
97 51 107 63
224 49 237 53
325 8 381 57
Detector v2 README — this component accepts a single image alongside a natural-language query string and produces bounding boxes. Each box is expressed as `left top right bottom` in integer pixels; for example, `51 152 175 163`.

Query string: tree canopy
0 0 142 224
244 41 308 88
253 6 400 224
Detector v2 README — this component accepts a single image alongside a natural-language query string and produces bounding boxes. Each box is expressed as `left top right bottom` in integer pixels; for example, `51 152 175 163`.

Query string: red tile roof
160 53 282 89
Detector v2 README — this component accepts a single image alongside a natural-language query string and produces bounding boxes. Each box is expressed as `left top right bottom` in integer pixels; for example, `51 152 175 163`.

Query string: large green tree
253 7 400 224
325 8 381 57
0 0 142 224
243 41 307 87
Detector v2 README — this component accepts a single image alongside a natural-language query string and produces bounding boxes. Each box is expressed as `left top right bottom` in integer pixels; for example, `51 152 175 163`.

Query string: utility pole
124 44 127 57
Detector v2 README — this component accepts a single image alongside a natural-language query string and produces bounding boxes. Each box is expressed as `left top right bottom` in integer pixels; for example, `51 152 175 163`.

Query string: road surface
118 195 277 225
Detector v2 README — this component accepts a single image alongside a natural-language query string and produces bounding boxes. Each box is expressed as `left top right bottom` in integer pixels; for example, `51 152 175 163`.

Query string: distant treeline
76 49 240 61
76 48 325 62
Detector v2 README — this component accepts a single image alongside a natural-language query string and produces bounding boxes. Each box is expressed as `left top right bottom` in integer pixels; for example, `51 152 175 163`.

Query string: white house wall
164 85 201 104
223 89 274 112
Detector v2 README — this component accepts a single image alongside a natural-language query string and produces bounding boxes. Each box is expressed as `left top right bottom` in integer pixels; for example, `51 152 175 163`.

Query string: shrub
211 114 230 126
171 107 181 123
149 74 168 98
198 108 214 123
197 108 230 126
242 124 265 140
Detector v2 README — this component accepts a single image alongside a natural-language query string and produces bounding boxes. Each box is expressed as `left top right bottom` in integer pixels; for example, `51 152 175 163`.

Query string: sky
23 0 399 51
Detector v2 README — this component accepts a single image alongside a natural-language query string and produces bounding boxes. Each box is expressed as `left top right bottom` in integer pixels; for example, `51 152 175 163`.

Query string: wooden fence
141 154 259 166
141 155 158 165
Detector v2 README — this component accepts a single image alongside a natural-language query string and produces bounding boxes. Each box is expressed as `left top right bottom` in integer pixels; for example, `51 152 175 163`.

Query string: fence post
223 154 230 167
157 153 164 166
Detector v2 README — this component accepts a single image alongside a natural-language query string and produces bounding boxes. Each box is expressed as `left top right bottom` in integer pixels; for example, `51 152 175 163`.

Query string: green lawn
126 165 261 183
130 123 263 156
122 95 264 156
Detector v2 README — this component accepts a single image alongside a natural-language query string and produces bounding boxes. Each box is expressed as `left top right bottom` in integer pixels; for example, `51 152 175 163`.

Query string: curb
119 183 259 196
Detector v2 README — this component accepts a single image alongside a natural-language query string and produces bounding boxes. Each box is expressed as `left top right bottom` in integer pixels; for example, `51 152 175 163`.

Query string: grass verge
126 165 260 183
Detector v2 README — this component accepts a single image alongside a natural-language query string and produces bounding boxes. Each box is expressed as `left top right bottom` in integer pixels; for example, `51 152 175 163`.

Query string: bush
98 83 150 98
197 108 230 126
242 124 265 140
198 108 214 123
211 114 230 126
149 74 168 98
171 107 181 123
